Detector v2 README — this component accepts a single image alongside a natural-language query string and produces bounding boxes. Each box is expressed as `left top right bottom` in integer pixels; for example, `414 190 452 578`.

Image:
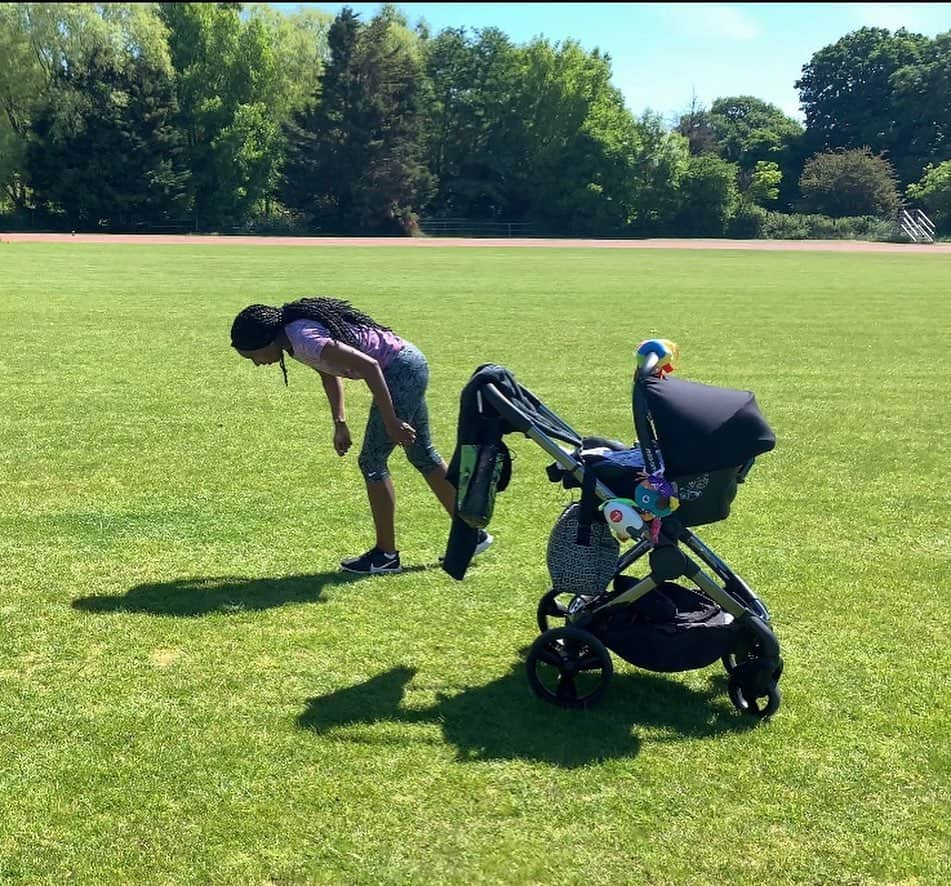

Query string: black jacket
441 364 526 579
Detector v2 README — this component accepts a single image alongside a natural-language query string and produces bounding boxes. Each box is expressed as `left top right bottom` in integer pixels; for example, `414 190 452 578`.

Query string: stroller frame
479 376 783 717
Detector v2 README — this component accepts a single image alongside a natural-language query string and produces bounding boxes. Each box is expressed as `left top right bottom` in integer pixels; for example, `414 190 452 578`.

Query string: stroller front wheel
728 673 781 718
526 626 613 709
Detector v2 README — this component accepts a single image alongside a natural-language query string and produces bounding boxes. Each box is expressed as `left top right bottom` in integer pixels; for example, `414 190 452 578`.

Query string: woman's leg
366 476 397 553
358 407 398 553
424 460 456 515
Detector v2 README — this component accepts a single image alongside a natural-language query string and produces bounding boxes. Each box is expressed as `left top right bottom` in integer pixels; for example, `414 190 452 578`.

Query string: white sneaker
474 530 494 555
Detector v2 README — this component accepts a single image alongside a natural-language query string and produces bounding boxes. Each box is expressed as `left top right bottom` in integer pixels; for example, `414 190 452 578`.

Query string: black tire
723 649 784 682
728 673 781 718
536 588 574 633
526 626 613 709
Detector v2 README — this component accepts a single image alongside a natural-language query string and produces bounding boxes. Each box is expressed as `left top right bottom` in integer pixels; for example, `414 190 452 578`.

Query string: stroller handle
481 383 533 432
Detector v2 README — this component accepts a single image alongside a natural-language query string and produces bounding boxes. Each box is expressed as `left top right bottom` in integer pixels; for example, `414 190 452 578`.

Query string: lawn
0 241 948 884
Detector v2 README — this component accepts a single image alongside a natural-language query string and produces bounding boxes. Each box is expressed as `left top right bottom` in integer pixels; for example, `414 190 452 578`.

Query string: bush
798 148 900 218
727 202 767 238
762 211 808 239
756 211 902 241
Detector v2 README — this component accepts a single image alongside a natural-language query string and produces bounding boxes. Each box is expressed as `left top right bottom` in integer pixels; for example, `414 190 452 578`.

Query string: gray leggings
358 343 443 483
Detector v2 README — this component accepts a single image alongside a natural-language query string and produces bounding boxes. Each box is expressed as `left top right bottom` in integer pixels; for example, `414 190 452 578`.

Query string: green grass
1 241 949 884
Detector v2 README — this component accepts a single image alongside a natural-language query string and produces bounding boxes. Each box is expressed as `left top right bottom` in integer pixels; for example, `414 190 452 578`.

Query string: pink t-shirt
285 319 405 379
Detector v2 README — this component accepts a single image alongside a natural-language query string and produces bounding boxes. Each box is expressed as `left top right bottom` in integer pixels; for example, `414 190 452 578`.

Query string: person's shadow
71 567 429 617
297 657 759 768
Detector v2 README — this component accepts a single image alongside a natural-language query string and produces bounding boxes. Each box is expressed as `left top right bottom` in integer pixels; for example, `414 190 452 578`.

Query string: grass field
1 242 949 884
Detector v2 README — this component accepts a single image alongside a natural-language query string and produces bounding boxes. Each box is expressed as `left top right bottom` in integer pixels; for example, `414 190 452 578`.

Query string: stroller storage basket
595 580 739 672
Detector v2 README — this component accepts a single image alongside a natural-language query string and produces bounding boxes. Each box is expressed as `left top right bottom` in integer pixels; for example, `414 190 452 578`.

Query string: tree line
1 2 949 237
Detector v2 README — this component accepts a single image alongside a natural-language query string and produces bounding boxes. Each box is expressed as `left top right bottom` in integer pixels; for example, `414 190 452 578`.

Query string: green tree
677 95 804 209
282 6 433 234
796 28 928 180
798 148 900 218
511 37 642 234
422 26 524 218
159 2 285 228
906 160 951 230
889 31 951 185
745 160 782 206
673 154 738 236
0 2 171 211
27 47 189 228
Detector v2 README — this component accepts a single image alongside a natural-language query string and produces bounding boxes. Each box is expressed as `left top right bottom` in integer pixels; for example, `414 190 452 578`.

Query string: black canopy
636 375 775 477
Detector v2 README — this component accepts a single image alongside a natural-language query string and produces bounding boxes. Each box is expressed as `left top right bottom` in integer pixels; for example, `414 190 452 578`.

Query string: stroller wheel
722 649 784 682
728 673 781 718
536 588 574 632
526 626 613 709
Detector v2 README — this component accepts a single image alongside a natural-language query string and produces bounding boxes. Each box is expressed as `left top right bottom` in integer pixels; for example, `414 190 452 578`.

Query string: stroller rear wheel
526 626 613 709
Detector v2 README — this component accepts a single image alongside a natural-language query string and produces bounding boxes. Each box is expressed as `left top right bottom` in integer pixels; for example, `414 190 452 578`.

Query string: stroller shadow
297 659 758 768
71 566 429 618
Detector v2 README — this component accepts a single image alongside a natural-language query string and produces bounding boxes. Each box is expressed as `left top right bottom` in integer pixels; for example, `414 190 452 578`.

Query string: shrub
798 148 900 218
727 202 767 238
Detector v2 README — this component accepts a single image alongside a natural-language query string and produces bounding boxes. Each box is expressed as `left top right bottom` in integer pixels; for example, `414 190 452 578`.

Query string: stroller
470 358 783 718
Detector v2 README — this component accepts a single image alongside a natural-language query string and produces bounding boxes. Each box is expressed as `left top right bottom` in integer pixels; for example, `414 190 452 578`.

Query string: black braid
279 297 390 349
230 303 284 351
231 298 390 387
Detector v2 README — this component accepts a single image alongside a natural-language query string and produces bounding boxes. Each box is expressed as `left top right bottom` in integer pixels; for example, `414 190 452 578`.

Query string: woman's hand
333 421 352 456
386 418 416 447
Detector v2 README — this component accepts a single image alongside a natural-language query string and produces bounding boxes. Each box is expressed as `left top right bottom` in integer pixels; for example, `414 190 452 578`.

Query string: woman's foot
341 547 403 575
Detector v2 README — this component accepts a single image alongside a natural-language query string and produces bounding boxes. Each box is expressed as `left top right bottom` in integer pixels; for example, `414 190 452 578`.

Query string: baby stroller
472 357 783 718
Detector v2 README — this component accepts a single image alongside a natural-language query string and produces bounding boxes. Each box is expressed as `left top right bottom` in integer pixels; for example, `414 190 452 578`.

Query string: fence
898 207 936 243
416 218 537 238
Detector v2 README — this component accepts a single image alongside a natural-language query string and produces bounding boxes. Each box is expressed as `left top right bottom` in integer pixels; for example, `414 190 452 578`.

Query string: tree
0 2 171 211
27 47 189 229
677 95 804 209
889 31 951 185
745 160 782 206
675 91 718 156
510 38 643 234
798 148 900 218
906 160 951 230
422 26 524 219
628 112 691 235
159 2 286 228
282 6 433 234
673 154 738 236
796 28 928 178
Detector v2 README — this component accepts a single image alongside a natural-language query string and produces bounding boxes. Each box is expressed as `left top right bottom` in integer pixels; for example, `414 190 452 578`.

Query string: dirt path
2 232 949 253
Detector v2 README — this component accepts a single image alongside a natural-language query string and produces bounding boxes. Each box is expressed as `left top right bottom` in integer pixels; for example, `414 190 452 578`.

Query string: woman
230 297 492 575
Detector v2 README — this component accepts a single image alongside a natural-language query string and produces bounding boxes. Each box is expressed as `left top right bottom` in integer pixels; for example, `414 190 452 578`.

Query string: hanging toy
599 498 645 542
634 472 680 545
634 338 680 378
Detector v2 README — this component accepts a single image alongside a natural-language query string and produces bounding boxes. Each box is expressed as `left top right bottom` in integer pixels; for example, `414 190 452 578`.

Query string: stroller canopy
638 375 775 477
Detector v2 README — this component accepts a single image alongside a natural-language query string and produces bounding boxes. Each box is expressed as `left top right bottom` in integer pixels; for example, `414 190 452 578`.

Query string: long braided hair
230 297 391 385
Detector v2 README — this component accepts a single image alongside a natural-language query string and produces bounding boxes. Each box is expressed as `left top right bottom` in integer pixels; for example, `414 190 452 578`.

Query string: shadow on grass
297 660 758 768
71 566 429 617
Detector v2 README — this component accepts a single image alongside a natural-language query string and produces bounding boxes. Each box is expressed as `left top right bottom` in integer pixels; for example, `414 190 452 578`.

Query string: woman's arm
320 341 416 445
318 370 346 423
318 370 352 456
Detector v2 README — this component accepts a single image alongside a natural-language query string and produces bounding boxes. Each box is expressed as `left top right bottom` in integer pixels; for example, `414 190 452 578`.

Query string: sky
269 2 951 123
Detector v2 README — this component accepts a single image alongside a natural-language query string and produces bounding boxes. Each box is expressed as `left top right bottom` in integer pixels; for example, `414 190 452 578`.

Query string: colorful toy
634 338 680 378
634 473 680 544
599 498 644 541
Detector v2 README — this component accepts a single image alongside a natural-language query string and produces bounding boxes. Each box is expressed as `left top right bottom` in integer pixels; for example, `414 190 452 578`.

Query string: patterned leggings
358 343 443 483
